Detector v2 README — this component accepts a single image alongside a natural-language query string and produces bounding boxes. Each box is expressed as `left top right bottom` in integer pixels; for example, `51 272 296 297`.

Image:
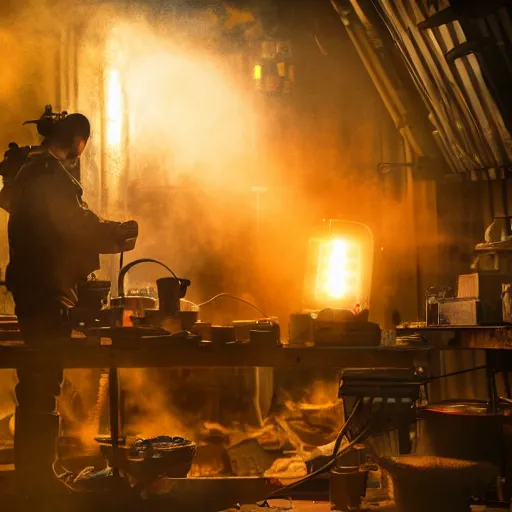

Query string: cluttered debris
186 396 344 479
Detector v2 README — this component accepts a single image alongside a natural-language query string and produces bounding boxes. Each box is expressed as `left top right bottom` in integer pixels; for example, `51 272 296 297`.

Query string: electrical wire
263 417 375 501
180 298 200 310
331 397 363 456
197 293 268 318
423 365 486 384
263 398 371 501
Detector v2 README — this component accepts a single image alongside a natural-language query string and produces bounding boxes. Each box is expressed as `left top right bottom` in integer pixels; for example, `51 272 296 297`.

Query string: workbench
0 326 432 482
0 340 430 369
0 326 502 510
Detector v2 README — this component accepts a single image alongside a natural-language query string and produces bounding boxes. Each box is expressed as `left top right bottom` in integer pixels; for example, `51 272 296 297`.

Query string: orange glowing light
315 238 362 302
304 221 373 310
107 68 123 146
253 64 262 80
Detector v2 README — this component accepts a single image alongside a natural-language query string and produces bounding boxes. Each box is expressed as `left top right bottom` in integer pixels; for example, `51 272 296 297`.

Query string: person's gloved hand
116 220 138 252
119 220 138 238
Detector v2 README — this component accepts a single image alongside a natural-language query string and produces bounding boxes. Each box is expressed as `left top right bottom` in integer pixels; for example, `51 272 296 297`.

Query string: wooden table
0 331 431 484
0 340 430 369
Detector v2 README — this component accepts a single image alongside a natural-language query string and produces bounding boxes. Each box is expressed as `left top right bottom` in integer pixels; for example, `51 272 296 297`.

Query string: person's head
47 113 91 160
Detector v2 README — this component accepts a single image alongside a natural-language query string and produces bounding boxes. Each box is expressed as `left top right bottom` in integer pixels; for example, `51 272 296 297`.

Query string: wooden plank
0 343 430 370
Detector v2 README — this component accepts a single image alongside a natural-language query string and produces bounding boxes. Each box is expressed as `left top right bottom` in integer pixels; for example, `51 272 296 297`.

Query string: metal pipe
332 0 425 156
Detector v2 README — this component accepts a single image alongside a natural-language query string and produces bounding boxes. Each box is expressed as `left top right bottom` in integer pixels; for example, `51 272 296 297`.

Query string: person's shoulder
23 148 60 173
15 149 62 185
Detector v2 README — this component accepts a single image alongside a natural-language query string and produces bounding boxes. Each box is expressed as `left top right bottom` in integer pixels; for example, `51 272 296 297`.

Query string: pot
417 401 503 463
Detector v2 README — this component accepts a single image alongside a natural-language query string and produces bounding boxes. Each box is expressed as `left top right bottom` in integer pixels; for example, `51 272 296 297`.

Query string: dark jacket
6 149 123 307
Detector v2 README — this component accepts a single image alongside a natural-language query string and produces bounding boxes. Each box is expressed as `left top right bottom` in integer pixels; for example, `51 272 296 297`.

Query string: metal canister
417 401 502 464
180 310 198 331
192 322 212 341
233 320 257 343
289 313 313 345
211 326 236 345
157 277 181 317
330 466 368 511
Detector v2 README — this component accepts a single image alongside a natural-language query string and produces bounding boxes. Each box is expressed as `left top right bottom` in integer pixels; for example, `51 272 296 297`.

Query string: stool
378 455 498 512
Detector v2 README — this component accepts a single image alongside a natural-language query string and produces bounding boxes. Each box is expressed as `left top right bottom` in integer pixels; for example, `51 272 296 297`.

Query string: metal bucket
417 401 502 463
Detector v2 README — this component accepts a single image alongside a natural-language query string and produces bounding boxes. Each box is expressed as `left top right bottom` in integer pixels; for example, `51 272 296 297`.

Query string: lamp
304 220 374 311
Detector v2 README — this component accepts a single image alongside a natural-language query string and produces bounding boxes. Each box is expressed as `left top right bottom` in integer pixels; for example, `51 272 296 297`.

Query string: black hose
263 398 369 501
332 397 363 456
263 417 374 501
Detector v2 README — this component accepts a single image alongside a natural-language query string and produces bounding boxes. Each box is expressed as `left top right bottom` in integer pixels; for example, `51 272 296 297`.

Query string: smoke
0 0 458 454
0 0 452 321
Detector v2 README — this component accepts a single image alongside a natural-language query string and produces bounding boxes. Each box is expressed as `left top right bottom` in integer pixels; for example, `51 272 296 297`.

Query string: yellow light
253 64 262 80
106 68 123 146
315 238 361 302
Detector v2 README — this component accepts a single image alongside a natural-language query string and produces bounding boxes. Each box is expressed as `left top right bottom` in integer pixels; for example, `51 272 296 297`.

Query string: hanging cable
180 298 200 310
423 365 486 384
331 397 363 456
262 398 371 501
263 414 375 501
197 293 268 318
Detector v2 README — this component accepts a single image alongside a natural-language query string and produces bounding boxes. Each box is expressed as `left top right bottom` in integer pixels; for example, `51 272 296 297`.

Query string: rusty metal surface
461 327 512 349
398 325 512 349
0 341 430 369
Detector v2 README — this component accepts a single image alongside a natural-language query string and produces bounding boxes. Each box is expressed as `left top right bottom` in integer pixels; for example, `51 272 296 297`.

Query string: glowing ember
315 238 361 302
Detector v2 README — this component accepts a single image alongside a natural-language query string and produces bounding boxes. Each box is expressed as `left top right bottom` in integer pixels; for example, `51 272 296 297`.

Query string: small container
233 320 257 343
330 466 368 511
157 277 181 317
250 330 278 347
250 322 280 346
192 322 212 341
180 311 198 331
211 326 236 345
76 280 111 310
289 313 313 345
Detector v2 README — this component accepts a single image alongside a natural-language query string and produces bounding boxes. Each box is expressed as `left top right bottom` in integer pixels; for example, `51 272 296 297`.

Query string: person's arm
66 199 138 254
23 166 138 254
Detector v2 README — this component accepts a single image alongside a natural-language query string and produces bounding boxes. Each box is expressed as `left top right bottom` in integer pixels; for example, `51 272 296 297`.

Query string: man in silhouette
6 113 138 496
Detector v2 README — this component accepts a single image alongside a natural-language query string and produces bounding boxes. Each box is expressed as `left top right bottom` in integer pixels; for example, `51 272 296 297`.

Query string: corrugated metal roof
335 0 512 176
